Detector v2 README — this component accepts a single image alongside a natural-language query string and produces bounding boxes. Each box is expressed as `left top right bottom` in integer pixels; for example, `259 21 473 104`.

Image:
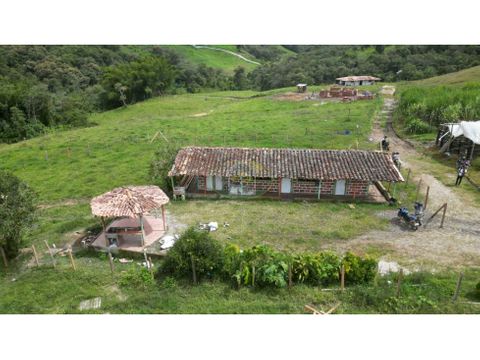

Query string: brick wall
346 180 370 197
194 176 370 197
292 179 319 194
320 180 335 195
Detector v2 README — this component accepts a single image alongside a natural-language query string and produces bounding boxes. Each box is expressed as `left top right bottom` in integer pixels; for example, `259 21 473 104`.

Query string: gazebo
90 185 169 249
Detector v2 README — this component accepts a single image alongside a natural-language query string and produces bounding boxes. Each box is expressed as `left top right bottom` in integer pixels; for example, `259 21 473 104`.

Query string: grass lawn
168 200 389 252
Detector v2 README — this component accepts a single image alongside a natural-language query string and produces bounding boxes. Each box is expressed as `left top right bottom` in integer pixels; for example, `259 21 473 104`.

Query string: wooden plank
32 245 40 267
44 240 56 268
452 272 464 302
340 265 345 290
108 251 115 275
68 247 76 271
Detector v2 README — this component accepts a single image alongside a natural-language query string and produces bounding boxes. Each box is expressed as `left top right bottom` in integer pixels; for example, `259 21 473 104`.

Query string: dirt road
333 91 480 269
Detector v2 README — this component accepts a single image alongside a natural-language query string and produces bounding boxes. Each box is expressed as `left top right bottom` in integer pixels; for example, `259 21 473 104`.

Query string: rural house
336 76 381 86
168 147 403 201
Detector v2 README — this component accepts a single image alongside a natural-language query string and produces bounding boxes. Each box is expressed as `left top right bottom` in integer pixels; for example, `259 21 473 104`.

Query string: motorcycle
397 202 424 231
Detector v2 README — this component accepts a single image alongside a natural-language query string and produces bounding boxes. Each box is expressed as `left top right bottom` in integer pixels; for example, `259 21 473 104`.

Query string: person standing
455 165 466 186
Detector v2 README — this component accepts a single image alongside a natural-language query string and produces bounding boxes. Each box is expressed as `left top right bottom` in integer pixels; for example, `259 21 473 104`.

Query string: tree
233 66 247 90
0 170 37 259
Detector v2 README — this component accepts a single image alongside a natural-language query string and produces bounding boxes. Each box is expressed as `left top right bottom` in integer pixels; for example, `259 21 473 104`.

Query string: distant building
296 83 307 93
336 76 381 86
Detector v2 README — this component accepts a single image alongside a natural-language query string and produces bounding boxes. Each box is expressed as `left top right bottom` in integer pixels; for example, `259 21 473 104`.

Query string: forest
2 45 480 143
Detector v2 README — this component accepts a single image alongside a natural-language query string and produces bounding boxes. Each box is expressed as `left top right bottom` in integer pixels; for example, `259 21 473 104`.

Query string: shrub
161 227 224 281
341 252 377 285
404 117 432 134
230 245 289 288
292 251 340 286
119 265 155 290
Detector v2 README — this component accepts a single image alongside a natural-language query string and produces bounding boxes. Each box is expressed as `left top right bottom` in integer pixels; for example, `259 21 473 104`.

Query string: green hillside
164 45 260 73
0 87 380 203
412 65 480 86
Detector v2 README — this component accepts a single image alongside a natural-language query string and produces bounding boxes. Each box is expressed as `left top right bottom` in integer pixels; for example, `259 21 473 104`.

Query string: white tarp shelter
446 121 480 145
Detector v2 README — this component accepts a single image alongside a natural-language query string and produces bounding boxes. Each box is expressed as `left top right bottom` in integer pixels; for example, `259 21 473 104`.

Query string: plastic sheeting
448 121 480 145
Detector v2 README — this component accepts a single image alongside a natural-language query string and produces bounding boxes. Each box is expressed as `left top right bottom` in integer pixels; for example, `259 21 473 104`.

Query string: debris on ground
378 260 411 276
118 258 133 264
199 222 218 232
160 234 179 250
79 297 102 311
348 204 356 209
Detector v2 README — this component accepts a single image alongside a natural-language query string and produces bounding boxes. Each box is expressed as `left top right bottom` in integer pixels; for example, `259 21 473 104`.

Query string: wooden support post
191 255 197 285
415 179 422 202
68 246 76 271
170 177 175 199
440 203 448 228
108 251 115 275
148 257 155 280
32 245 40 267
278 178 282 198
252 265 256 287
101 217 107 245
44 240 56 268
143 249 149 266
340 265 345 290
405 169 411 186
0 247 8 269
161 205 167 231
288 262 293 289
139 215 145 247
424 186 430 209
396 269 403 298
452 272 464 303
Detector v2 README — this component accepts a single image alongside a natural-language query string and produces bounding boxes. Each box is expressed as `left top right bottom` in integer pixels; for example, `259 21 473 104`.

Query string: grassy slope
412 65 480 86
164 45 259 73
0 88 381 203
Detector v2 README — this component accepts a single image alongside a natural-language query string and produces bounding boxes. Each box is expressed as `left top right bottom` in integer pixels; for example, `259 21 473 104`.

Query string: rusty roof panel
168 147 404 182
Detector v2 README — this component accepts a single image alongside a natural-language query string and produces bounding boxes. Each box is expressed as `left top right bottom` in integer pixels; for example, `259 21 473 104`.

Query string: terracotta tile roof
168 147 404 182
336 76 381 81
91 186 169 218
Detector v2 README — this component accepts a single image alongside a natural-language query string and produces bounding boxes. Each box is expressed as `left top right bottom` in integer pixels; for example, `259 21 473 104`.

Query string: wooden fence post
424 186 430 209
252 265 256 287
0 247 8 269
191 255 197 285
44 240 56 268
415 179 422 202
68 246 76 271
288 262 293 289
340 265 345 290
148 257 155 280
108 251 115 275
440 203 448 228
452 272 464 303
405 169 411 186
31 245 40 267
396 269 403 297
